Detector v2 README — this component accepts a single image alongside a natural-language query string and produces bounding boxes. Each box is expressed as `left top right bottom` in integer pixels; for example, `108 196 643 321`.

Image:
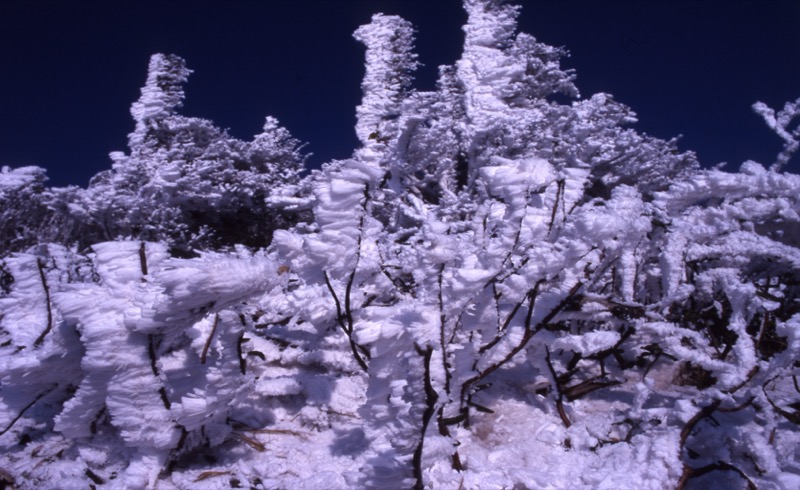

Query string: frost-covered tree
268 1 797 487
353 14 418 148
68 54 308 254
0 166 92 256
753 95 800 170
1 0 799 489
0 166 52 254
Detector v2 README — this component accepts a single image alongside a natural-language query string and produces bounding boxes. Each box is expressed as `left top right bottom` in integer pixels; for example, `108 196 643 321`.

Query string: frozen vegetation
2 0 800 488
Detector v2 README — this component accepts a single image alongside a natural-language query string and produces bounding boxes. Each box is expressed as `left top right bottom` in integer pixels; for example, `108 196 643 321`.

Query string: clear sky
1 0 799 187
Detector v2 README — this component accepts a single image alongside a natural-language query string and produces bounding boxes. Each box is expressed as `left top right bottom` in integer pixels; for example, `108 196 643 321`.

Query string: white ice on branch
753 95 800 169
129 54 192 148
353 13 418 147
1 0 800 488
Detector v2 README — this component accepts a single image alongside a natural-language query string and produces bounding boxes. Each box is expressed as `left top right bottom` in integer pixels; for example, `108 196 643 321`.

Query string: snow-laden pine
1 0 799 488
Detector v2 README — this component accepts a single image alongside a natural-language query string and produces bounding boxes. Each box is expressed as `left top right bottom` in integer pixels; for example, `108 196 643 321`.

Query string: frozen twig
32 259 52 348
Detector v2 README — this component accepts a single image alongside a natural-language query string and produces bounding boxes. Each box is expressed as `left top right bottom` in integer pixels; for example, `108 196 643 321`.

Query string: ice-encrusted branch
128 54 191 148
32 259 52 347
353 14 418 146
753 96 800 170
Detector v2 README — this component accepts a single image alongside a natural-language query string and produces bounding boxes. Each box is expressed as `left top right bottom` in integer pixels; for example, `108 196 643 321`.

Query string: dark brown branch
763 381 800 425
345 218 372 368
237 333 247 375
716 396 755 413
323 271 346 332
147 334 161 377
548 179 565 235
0 386 54 436
479 280 544 355
680 400 722 448
438 264 452 394
323 271 369 372
413 344 437 490
676 461 757 490
147 334 172 409
344 266 357 331
138 241 148 279
545 347 571 428
725 366 759 395
675 395 764 490
33 259 53 348
84 468 105 485
563 378 622 402
200 314 219 364
462 280 582 406
90 406 105 435
436 405 464 471
478 295 526 354
158 387 172 410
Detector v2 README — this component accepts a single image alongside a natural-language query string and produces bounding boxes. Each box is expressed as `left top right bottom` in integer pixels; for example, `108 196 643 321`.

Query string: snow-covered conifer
70 54 308 254
753 95 800 169
2 1 799 488
128 53 192 149
0 166 51 254
353 14 418 148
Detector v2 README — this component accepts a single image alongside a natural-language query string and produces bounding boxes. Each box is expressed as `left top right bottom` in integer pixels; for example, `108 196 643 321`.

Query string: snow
1 0 800 488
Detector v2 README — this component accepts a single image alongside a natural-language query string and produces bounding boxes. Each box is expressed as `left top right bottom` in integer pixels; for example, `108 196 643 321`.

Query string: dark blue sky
1 0 798 187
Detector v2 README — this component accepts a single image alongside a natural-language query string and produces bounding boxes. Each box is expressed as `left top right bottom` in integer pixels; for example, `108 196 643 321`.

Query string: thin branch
716 396 755 413
436 405 464 471
413 344 437 490
323 271 346 332
194 471 232 483
200 314 219 364
147 334 172 410
237 333 247 375
438 264 452 394
344 267 357 331
545 347 571 428
548 179 565 235
763 381 800 425
0 386 55 436
464 280 582 399
680 400 722 449
346 215 373 365
33 259 53 348
676 461 757 490
147 334 161 377
324 270 369 372
725 366 759 395
138 241 148 279
479 280 544 354
563 378 622 402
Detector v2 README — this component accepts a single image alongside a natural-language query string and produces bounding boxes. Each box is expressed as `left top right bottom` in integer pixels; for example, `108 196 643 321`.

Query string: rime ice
1 0 799 488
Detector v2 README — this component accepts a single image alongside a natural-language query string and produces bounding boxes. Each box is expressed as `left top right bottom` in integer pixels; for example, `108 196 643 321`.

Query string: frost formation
1 0 799 489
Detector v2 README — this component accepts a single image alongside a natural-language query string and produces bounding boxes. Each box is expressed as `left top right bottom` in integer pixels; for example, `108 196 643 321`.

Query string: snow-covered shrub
1 0 799 488
0 167 64 255
0 242 331 488
59 54 308 255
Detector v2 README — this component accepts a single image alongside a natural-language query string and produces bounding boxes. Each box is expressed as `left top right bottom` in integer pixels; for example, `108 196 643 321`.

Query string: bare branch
200 314 219 364
33 259 53 348
413 343 437 490
0 385 55 436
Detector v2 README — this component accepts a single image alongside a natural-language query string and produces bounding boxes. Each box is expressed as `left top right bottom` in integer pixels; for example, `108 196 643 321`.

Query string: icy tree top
353 14 418 147
753 95 800 169
129 54 192 148
0 165 47 196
